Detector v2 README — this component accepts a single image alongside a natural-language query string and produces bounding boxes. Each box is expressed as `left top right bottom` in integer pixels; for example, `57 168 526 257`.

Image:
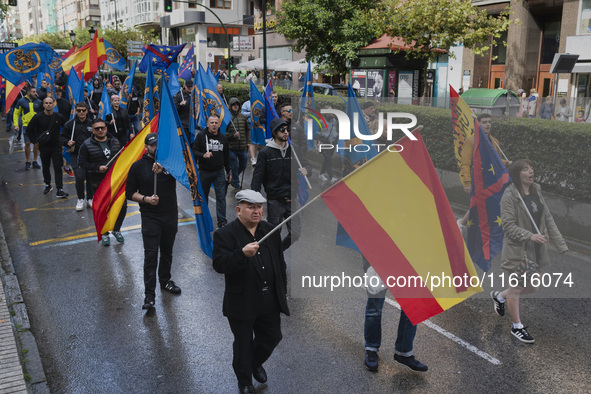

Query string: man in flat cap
126 132 181 311
213 189 289 394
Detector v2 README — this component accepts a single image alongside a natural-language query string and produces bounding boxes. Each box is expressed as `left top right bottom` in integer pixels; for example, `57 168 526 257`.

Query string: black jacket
56 98 71 120
106 107 131 146
192 129 230 172
213 219 289 320
61 116 93 155
126 153 178 216
78 134 122 187
173 89 191 128
26 112 66 150
250 140 294 200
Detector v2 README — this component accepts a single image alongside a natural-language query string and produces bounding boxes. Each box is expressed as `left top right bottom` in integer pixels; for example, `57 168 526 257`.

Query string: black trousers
71 154 93 200
227 293 282 386
40 147 63 189
141 213 178 296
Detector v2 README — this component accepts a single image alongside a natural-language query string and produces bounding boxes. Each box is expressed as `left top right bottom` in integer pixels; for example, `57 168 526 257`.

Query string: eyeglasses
282 109 293 113
77 108 87 112
278 127 290 133
93 126 107 131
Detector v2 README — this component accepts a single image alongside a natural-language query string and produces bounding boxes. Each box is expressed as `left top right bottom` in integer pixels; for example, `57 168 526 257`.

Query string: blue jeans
199 168 227 227
364 294 417 357
129 114 140 135
229 149 247 188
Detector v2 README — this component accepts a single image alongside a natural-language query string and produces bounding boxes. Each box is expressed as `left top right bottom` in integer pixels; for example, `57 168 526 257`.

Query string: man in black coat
213 189 289 394
26 97 68 197
106 94 131 146
173 80 193 140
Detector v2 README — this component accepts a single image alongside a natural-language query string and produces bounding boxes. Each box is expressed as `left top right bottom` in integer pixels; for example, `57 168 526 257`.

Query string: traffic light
229 57 235 70
8 0 17 6
164 0 172 12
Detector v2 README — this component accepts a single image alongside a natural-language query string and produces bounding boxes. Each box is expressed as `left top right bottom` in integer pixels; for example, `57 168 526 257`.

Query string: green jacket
226 111 250 151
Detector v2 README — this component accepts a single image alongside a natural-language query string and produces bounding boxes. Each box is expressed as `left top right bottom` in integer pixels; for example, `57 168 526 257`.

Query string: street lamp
89 26 96 40
69 30 76 47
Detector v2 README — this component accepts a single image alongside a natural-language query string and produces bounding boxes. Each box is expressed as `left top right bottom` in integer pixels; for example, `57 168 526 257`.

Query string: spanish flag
61 35 107 82
322 133 482 325
92 115 159 241
5 80 25 115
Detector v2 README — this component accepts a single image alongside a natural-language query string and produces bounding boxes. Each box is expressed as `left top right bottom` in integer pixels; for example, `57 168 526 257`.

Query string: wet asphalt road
1 129 591 393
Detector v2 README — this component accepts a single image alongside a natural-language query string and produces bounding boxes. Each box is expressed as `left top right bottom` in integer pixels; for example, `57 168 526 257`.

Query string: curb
0 220 48 393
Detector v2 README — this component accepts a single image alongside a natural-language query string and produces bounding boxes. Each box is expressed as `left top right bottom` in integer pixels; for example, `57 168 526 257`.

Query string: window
578 0 591 34
210 0 231 9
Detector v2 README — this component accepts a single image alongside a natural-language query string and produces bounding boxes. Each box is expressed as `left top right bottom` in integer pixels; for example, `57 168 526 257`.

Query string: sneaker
457 218 467 233
142 295 155 310
511 326 535 343
330 177 339 184
64 166 74 177
43 184 53 194
251 158 257 166
113 231 124 243
56 189 69 198
364 350 379 372
32 161 41 169
491 291 505 317
161 280 181 294
101 233 110 246
319 173 328 182
87 199 93 208
394 354 428 372
25 162 31 170
75 199 85 211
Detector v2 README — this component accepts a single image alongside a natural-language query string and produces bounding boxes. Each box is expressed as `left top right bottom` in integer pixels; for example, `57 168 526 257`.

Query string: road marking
384 298 502 365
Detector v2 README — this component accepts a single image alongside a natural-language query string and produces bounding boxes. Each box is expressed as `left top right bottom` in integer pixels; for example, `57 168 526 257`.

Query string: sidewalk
0 219 47 393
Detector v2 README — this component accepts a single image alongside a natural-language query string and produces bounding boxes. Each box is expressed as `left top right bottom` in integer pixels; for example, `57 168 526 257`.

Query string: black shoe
25 162 31 170
394 354 428 372
252 365 267 383
32 161 41 169
161 280 181 294
511 326 535 343
491 291 505 317
238 384 256 394
364 350 379 372
43 184 53 194
56 189 69 198
142 295 155 310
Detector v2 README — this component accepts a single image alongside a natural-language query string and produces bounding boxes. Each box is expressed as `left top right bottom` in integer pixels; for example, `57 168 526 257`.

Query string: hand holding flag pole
291 145 311 189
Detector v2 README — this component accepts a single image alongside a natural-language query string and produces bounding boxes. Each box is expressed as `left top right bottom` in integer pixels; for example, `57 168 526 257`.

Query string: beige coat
500 183 568 272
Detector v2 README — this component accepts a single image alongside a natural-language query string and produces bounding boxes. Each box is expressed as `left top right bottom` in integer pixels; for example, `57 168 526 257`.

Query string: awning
274 60 318 73
235 58 291 71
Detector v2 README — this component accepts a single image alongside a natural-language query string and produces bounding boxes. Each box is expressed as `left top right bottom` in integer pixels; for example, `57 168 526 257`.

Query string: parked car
299 83 359 97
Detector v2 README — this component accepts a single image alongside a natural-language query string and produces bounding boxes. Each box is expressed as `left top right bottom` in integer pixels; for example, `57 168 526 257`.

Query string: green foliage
275 0 377 76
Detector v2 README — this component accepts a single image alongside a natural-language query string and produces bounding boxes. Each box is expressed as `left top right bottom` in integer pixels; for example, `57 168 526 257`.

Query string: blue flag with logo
156 81 214 258
120 60 136 109
189 65 206 143
36 70 56 99
0 43 55 85
103 39 126 71
178 44 194 81
139 44 185 73
263 80 278 138
98 84 112 120
467 123 510 272
141 60 159 128
249 80 267 145
65 67 84 119
198 63 230 133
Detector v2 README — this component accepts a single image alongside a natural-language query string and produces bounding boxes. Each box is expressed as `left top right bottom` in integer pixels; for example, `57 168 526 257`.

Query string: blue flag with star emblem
141 60 159 128
466 123 510 272
103 39 126 72
0 42 56 85
139 44 185 73
198 63 230 134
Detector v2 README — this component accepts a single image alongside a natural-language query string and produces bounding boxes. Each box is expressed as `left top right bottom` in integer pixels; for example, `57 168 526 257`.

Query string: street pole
262 0 267 86
113 0 118 30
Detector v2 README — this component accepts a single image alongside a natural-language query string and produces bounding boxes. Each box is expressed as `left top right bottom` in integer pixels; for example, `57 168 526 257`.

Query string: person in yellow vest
13 86 42 170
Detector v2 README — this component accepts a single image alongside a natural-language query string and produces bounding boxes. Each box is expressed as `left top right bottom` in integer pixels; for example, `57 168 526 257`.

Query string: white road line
384 298 502 365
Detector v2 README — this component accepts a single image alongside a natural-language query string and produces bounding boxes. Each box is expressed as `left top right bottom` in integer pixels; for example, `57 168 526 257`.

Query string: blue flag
178 45 194 81
198 63 230 133
189 65 206 143
249 80 267 146
139 44 185 73
120 60 136 109
141 60 159 128
165 62 181 97
103 39 126 71
36 69 55 99
156 81 214 258
466 124 510 272
263 81 278 138
208 65 219 83
299 59 317 150
0 43 55 85
98 85 112 120
65 67 83 119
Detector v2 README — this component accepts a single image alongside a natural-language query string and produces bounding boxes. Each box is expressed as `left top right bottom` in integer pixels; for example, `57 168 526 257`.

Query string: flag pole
256 125 424 245
154 170 157 195
291 144 311 189
104 147 124 167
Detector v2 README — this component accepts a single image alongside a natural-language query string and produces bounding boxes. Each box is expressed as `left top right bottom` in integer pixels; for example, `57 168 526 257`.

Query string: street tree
365 0 517 97
275 0 377 77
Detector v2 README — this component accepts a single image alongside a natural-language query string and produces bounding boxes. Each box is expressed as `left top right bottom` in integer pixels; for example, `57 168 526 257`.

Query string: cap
185 79 193 88
236 189 267 204
145 133 157 145
229 97 240 107
270 118 288 134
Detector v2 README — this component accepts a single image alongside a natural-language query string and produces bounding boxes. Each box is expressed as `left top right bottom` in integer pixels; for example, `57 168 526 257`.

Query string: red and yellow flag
62 36 106 81
322 133 482 325
450 85 476 173
5 80 25 115
92 115 159 241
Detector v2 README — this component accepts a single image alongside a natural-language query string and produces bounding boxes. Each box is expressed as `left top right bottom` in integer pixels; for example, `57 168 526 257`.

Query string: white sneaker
457 218 467 234
330 177 339 184
87 199 93 208
319 173 328 182
75 199 85 211
251 158 257 166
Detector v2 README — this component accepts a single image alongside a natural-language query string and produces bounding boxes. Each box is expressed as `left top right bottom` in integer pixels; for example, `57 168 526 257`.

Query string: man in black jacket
106 94 131 146
173 80 193 140
251 118 307 251
78 119 126 246
26 97 68 197
54 87 72 120
62 102 94 211
126 132 181 310
213 189 289 394
192 114 231 228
